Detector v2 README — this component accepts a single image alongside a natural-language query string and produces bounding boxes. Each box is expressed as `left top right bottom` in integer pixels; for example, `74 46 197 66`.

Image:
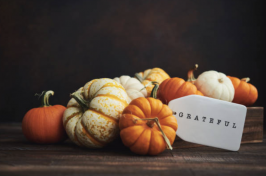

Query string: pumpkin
156 65 203 104
119 95 178 155
114 75 147 102
227 76 258 106
22 90 67 144
195 71 235 102
135 68 170 97
63 78 129 148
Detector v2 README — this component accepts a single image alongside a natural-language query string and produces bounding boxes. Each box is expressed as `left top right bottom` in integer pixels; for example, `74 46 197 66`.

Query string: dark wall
0 0 265 123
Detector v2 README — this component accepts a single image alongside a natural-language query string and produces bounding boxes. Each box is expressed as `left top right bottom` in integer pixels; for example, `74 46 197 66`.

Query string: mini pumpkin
135 68 170 97
63 78 129 148
195 71 235 102
22 90 67 144
114 75 147 102
227 76 258 106
157 65 203 104
119 96 178 155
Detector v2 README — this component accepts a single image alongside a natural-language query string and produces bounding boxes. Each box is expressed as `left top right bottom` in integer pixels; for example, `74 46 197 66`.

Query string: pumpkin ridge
156 105 173 120
232 77 242 91
158 78 170 104
172 78 185 95
89 109 119 124
129 128 150 150
242 83 252 105
180 82 195 97
209 82 223 99
224 82 234 102
101 84 125 91
74 125 84 147
147 130 153 154
122 105 146 119
161 124 177 133
171 80 186 100
66 105 78 108
234 81 246 104
64 112 81 128
95 94 128 107
247 84 253 105
127 126 147 148
217 84 225 100
85 80 96 99
123 76 132 88
81 121 105 147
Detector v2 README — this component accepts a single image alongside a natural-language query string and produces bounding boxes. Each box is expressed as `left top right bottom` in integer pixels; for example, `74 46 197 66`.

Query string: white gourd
63 78 129 148
195 71 235 102
114 75 147 102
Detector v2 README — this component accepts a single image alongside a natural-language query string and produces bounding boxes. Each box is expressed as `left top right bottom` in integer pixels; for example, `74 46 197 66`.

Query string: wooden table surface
0 123 265 176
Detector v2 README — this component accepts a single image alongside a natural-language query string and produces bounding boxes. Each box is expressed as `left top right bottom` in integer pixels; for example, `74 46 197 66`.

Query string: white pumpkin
63 78 129 148
195 71 235 102
114 75 147 102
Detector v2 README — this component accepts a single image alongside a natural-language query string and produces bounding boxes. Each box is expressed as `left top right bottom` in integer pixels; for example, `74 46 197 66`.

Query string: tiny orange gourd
157 64 203 104
22 90 67 144
119 92 178 155
227 76 258 106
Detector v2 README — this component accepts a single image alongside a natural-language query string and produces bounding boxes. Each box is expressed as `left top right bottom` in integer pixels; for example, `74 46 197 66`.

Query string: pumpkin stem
218 78 223 83
140 81 159 91
150 83 159 99
70 91 89 112
135 117 173 150
187 64 198 84
146 120 155 128
241 77 250 83
35 90 54 107
135 73 144 82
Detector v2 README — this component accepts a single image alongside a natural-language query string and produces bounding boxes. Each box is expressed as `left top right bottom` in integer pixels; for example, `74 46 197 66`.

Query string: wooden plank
173 107 264 149
0 123 266 176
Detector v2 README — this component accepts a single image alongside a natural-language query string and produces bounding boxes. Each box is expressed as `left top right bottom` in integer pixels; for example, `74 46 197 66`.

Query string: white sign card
168 95 247 151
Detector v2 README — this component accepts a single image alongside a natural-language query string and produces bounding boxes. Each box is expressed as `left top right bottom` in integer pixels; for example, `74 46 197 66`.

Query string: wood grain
173 107 264 149
0 121 265 176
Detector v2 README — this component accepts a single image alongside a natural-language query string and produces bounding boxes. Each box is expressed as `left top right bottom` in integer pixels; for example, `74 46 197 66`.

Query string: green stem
135 73 144 82
150 83 159 99
36 90 54 107
241 77 250 83
70 91 89 112
187 64 198 84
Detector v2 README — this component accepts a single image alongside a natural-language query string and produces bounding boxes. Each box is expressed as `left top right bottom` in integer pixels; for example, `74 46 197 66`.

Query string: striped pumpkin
63 78 129 148
135 68 170 97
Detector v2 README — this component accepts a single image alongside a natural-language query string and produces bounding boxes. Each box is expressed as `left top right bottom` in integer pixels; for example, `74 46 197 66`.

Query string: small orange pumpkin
135 68 170 97
157 65 203 104
227 76 258 106
22 91 67 144
119 96 178 155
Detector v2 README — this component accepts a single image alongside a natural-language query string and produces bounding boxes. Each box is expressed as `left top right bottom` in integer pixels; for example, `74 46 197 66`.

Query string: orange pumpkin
22 91 67 144
135 68 170 97
157 65 203 104
227 76 258 106
119 96 178 155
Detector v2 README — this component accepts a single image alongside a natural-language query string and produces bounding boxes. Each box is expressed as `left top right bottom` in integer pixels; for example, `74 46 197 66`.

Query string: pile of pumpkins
22 66 258 155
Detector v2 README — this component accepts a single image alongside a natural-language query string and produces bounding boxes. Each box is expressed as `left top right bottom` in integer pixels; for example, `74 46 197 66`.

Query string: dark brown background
0 0 265 125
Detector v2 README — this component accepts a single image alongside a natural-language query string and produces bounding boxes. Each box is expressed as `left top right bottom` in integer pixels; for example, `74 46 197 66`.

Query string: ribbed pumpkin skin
119 97 178 155
157 77 203 105
114 75 147 102
227 76 258 106
63 78 129 148
22 105 67 144
137 68 170 96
